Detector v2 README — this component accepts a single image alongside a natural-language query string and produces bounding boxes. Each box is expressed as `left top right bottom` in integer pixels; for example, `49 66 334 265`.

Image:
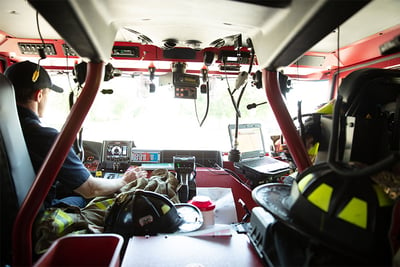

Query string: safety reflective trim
308 142 320 156
54 209 74 234
372 184 393 207
161 204 171 214
298 173 314 192
139 215 153 226
41 210 54 220
337 197 367 229
95 198 115 210
307 183 333 212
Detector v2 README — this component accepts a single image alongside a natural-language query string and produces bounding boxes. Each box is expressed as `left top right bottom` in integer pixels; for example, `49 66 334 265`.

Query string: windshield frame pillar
263 69 312 172
12 62 105 266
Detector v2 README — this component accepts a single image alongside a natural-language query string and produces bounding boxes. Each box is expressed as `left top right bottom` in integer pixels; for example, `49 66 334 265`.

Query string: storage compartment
34 234 123 267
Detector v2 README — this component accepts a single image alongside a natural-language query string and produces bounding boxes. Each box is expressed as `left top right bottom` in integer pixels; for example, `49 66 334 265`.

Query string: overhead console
0 33 254 73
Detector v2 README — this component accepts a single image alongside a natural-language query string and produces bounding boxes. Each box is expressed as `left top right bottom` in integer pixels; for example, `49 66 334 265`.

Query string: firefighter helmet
253 162 394 264
104 190 202 237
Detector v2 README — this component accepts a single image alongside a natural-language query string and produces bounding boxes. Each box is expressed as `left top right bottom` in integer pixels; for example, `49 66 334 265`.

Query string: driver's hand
123 166 148 183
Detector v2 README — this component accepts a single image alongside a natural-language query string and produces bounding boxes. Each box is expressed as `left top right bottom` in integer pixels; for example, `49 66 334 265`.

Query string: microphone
234 71 248 91
247 101 267 110
201 65 208 83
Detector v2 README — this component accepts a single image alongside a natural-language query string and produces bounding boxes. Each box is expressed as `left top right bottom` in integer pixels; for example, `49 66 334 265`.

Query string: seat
336 68 400 164
0 73 36 265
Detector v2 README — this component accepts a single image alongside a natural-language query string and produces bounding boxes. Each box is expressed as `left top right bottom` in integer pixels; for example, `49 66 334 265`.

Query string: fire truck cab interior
0 0 400 266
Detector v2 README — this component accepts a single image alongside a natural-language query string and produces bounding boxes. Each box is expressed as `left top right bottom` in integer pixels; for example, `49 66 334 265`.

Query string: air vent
62 44 78 57
123 27 153 44
162 39 178 50
233 0 291 8
18 42 56 55
210 38 225 48
137 34 153 45
185 40 202 50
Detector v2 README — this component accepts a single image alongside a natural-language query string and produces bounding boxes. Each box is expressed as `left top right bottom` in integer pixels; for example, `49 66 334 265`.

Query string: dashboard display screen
131 151 160 163
102 140 132 161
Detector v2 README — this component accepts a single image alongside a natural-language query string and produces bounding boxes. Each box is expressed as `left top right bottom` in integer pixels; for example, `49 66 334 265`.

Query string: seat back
336 68 400 164
0 73 36 265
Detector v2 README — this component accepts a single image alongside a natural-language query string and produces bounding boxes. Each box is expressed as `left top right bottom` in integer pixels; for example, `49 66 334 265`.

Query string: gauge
111 145 122 155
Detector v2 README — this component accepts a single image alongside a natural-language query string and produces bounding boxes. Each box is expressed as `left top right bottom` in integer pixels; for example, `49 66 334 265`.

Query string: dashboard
82 140 223 176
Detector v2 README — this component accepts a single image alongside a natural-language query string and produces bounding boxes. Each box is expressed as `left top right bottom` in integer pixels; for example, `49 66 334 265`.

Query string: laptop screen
228 123 266 159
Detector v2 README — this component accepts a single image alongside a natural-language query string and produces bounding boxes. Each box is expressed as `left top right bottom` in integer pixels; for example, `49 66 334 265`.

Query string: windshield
44 72 330 153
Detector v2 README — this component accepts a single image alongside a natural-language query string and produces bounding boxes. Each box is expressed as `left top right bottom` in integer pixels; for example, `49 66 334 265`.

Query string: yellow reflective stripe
161 204 171 214
95 198 115 210
315 99 334 114
298 173 314 192
308 142 320 156
372 184 393 207
337 197 367 229
41 210 54 221
107 198 115 205
54 210 74 234
307 183 332 212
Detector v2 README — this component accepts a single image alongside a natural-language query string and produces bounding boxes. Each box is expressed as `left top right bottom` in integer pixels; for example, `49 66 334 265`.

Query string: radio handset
173 156 196 203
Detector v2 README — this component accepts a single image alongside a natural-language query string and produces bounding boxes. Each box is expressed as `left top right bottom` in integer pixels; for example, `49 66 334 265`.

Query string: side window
285 80 331 117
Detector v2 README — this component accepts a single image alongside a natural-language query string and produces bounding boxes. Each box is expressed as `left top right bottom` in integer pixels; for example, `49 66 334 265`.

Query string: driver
5 60 147 208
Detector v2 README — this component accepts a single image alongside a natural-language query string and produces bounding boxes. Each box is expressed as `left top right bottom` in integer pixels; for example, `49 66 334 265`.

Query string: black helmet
253 162 394 265
104 190 201 237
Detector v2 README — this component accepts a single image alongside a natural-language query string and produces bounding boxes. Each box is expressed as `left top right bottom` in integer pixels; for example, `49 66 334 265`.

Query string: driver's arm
74 167 147 198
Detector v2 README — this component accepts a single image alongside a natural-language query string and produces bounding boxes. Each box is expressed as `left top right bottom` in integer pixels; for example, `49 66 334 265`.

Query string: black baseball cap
4 61 63 93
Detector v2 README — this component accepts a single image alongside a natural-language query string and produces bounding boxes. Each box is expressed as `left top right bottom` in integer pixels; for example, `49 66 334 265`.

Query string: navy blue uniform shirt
17 105 90 208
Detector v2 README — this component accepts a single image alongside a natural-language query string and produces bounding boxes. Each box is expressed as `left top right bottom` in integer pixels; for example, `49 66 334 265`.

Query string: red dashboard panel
195 167 257 222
